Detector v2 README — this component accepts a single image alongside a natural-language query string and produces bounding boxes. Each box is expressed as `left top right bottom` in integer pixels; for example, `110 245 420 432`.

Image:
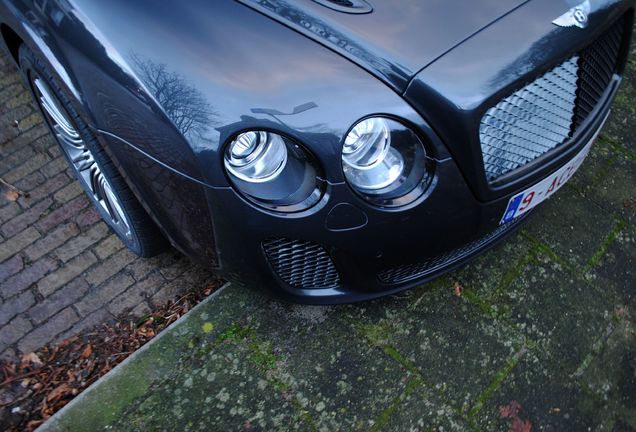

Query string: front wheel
19 45 168 257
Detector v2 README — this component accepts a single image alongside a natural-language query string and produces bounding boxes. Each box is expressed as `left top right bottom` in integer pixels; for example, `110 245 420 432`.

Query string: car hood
238 0 530 91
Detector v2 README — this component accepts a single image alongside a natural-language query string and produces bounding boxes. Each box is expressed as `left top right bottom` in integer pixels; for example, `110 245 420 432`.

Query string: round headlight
225 131 287 183
342 117 431 206
343 117 404 191
224 131 323 212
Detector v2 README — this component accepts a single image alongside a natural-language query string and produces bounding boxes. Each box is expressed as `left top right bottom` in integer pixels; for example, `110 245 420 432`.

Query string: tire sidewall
18 45 145 255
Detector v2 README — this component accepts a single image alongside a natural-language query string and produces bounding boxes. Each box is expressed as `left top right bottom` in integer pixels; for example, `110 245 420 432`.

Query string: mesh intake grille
378 219 522 285
263 238 340 289
574 18 625 127
480 18 625 181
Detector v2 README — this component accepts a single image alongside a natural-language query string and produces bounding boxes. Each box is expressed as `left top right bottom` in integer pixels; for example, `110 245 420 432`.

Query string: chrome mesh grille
480 57 579 181
263 238 340 289
480 18 625 181
378 218 522 285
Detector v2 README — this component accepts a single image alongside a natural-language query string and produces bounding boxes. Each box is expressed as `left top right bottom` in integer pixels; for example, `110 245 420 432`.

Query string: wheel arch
0 22 22 63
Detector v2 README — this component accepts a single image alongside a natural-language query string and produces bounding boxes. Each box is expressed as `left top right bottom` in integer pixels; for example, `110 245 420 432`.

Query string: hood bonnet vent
311 0 372 14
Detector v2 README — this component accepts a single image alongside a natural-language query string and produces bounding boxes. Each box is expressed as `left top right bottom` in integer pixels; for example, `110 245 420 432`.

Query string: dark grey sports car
0 0 632 303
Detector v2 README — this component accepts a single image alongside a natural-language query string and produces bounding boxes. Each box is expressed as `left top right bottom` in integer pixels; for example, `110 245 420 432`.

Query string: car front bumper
202 73 619 304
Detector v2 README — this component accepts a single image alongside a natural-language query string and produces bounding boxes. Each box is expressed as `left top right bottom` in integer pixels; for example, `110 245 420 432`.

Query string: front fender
5 0 451 188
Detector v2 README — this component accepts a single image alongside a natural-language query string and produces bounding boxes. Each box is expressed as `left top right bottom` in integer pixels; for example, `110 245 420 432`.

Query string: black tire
18 44 168 257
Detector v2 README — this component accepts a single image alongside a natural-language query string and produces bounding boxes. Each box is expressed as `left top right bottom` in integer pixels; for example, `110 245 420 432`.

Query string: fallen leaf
25 420 45 430
21 353 43 368
512 419 532 432
500 401 522 418
453 281 463 297
47 384 72 403
80 344 93 359
5 190 19 201
500 401 533 432
58 337 78 349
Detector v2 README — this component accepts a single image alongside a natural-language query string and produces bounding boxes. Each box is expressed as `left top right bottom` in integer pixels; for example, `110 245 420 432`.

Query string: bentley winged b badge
553 0 592 28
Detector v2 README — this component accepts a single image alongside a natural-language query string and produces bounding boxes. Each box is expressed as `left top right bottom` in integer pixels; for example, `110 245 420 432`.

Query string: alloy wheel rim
33 77 133 241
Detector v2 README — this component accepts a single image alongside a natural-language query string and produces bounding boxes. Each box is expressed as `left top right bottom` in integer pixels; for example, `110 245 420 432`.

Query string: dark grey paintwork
236 0 530 91
0 0 632 302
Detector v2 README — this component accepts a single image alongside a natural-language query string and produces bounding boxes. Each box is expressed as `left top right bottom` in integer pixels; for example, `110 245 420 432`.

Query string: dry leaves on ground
0 279 222 432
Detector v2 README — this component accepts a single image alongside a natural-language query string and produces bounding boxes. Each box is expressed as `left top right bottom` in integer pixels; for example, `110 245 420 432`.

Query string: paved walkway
0 53 215 361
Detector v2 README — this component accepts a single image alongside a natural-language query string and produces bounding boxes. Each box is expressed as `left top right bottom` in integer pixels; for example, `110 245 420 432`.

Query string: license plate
500 141 593 224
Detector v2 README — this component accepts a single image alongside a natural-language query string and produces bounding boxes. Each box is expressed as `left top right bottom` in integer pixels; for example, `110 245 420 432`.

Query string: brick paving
0 52 215 361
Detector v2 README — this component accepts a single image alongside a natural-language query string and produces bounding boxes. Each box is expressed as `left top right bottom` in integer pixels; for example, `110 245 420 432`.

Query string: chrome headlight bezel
223 130 325 213
341 116 434 208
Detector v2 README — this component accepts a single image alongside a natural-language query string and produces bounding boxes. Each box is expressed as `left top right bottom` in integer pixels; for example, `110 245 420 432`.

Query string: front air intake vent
311 0 373 14
378 217 524 285
263 238 341 290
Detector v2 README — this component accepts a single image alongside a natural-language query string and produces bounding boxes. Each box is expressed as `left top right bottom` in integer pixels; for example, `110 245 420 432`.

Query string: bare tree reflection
130 53 218 141
245 0 409 86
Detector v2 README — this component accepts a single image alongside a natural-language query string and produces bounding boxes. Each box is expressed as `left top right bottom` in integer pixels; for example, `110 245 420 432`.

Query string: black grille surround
263 238 341 290
377 217 525 285
574 18 625 128
480 17 626 182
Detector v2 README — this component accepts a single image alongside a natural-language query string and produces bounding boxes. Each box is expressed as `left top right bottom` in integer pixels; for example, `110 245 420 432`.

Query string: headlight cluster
342 117 430 207
224 131 323 212
223 117 431 212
